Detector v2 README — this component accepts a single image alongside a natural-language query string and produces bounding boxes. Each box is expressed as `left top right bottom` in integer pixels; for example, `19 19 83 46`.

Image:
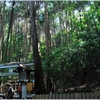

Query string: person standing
6 83 14 99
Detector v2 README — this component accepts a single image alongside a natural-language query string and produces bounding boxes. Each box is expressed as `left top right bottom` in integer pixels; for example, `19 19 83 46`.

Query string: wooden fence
32 92 100 99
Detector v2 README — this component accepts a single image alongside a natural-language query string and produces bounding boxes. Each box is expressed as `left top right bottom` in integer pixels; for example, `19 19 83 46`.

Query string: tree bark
0 1 5 62
45 1 53 94
4 1 15 62
29 1 45 94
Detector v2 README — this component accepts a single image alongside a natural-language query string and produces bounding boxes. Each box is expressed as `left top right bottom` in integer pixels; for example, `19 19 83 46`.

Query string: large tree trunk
45 1 53 94
0 1 5 62
29 1 45 94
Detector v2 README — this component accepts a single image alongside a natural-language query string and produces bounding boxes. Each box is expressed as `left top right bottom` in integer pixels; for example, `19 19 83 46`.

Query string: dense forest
0 1 100 94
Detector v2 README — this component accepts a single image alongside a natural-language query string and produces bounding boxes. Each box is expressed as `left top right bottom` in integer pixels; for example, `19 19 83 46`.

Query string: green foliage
40 42 46 58
95 87 100 92
1 1 100 92
40 1 100 91
28 52 33 61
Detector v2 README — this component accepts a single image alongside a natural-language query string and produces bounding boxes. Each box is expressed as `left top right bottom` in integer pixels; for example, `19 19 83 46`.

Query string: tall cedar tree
29 1 45 94
4 1 15 62
45 1 53 94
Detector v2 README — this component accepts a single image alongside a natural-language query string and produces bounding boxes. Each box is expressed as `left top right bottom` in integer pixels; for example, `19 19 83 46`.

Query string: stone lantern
14 64 34 99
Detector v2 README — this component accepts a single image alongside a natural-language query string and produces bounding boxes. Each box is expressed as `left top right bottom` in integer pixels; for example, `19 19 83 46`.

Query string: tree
29 1 45 94
4 1 15 62
0 1 5 62
44 1 53 94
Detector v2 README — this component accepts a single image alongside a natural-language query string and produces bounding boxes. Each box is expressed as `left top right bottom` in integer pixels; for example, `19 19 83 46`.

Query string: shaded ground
65 79 100 93
55 78 100 93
